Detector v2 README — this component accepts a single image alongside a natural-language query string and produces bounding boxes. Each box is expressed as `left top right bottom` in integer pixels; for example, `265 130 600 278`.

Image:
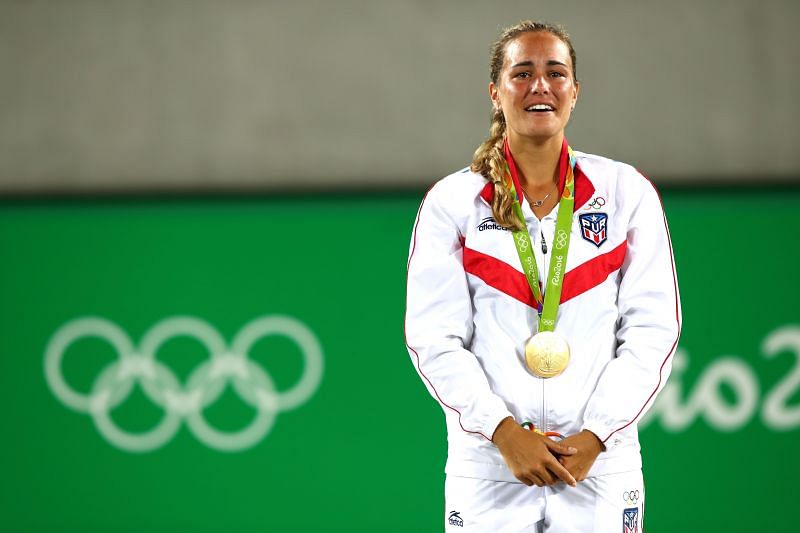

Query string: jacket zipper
539 228 548 432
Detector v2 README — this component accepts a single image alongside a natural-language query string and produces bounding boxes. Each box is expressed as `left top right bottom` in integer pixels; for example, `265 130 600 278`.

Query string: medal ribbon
521 421 565 441
503 138 576 332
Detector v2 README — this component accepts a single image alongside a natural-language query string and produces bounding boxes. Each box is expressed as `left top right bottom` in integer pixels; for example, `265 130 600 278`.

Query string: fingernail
568 447 577 453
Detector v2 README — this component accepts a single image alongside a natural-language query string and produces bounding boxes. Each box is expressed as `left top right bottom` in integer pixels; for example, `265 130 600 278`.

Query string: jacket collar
479 137 594 212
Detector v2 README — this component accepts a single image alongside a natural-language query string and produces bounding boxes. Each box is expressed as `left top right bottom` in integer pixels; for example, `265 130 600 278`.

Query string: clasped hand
492 417 604 487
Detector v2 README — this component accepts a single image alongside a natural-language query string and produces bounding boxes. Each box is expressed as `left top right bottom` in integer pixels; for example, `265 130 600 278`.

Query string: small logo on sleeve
579 213 608 247
448 511 464 527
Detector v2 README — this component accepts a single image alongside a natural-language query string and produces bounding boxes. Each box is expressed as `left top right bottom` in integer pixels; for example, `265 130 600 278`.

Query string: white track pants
444 470 644 532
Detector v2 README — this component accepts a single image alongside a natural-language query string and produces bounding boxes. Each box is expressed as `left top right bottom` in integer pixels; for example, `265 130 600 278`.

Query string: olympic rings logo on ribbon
44 315 324 453
623 490 640 505
554 230 568 250
515 232 530 253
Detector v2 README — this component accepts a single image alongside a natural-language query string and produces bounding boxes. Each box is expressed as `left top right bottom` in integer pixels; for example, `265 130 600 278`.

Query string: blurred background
1 0 798 531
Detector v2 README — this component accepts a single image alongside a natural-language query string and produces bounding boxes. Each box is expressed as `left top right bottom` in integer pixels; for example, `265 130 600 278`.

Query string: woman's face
490 32 579 145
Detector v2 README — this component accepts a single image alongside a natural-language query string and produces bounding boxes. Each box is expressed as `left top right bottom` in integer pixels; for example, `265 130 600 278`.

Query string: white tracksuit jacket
405 147 681 482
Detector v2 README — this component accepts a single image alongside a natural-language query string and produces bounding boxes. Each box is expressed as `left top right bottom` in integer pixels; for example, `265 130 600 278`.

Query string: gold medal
525 331 570 378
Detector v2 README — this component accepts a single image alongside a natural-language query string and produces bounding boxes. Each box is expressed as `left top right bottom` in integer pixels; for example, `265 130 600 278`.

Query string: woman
405 20 681 532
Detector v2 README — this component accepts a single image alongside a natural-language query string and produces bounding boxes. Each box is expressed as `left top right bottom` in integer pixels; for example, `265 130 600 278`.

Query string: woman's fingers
545 438 578 456
546 456 577 487
529 474 545 487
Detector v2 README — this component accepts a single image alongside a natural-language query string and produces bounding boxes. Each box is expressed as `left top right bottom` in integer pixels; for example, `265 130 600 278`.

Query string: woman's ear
489 82 500 111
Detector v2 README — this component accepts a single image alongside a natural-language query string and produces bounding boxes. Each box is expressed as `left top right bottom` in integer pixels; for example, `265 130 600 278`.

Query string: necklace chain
530 185 557 208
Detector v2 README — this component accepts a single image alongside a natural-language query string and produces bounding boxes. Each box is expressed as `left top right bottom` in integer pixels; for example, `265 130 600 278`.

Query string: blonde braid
470 110 525 231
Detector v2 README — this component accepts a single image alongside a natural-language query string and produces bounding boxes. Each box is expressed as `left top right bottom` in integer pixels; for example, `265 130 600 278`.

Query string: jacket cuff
483 404 515 442
581 422 620 451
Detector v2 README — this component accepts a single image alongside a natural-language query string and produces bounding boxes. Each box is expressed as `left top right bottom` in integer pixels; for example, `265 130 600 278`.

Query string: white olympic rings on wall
44 315 324 453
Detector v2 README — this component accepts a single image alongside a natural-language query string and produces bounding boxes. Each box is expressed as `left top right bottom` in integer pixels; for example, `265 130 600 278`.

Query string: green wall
1 188 798 532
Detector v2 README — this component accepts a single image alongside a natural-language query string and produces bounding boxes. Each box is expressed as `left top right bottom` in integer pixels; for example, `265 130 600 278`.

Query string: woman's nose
531 75 549 95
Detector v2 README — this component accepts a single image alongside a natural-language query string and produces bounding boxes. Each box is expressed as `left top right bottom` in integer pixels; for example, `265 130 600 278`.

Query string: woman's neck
507 132 563 190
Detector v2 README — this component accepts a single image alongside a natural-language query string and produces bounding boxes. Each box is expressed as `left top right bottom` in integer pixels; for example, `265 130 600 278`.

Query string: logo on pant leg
623 490 640 506
448 511 463 527
623 507 639 533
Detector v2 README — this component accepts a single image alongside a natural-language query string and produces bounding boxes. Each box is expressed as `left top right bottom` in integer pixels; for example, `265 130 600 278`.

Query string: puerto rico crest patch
579 213 608 247
623 507 639 533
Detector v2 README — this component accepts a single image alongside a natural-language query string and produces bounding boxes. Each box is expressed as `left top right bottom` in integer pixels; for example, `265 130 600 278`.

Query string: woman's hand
557 430 605 482
492 417 578 487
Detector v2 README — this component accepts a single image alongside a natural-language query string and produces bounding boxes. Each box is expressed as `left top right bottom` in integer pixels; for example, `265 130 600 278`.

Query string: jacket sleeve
405 185 513 441
581 175 682 449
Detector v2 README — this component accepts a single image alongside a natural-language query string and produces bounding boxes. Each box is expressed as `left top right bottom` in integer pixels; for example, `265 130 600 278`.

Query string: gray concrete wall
1 0 798 193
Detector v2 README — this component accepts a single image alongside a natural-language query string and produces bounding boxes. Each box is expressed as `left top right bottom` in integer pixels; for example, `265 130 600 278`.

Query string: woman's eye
515 72 530 79
549 72 565 78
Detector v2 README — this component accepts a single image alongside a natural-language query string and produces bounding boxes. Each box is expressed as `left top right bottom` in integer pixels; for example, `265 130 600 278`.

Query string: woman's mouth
525 104 555 113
